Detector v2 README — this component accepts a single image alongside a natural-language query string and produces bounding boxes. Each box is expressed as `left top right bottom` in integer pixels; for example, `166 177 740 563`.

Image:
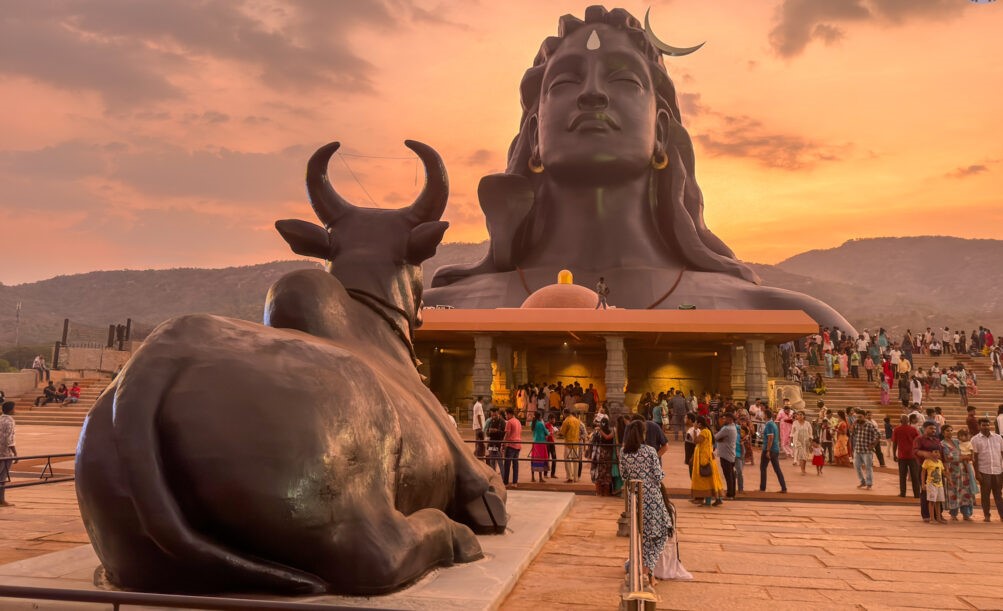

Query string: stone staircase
800 353 1003 427
9 376 110 426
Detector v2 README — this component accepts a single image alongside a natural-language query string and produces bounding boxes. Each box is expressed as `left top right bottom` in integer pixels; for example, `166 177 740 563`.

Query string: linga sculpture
426 6 853 332
75 140 506 596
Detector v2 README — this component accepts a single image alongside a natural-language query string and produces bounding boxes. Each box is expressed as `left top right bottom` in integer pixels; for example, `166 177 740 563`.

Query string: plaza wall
0 371 39 398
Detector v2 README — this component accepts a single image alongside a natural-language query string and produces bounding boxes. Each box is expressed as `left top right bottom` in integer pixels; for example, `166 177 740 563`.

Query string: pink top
504 417 523 451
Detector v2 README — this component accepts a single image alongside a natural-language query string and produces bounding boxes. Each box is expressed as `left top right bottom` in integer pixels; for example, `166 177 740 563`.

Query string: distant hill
0 236 999 348
775 236 1003 335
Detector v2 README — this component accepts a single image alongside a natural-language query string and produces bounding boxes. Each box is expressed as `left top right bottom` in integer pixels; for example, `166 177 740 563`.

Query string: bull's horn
306 141 353 227
402 140 449 223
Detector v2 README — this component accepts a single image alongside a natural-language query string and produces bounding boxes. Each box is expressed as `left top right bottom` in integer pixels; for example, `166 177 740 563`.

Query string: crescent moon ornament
644 8 705 57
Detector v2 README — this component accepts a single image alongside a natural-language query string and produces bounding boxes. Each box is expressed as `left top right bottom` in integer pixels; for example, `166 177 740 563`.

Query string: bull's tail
111 339 326 594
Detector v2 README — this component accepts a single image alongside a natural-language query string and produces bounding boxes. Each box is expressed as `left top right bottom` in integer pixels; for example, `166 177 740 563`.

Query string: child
811 439 825 475
957 429 981 498
922 449 947 524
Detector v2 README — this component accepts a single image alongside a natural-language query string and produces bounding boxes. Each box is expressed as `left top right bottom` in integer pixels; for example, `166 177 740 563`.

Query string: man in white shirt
942 327 952 354
889 348 901 367
472 396 485 459
971 418 1003 522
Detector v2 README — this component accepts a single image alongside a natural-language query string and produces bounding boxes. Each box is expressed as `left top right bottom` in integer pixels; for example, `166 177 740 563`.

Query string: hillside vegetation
1 237 998 347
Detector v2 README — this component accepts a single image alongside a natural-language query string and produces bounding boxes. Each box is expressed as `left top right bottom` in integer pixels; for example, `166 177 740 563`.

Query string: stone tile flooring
501 495 1003 609
4 426 1003 609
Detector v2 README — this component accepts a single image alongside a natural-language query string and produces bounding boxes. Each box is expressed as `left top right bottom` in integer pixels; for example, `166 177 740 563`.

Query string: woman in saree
590 418 615 496
790 411 813 475
690 416 725 506
619 421 670 586
940 425 975 521
776 404 795 459
838 350 849 379
833 411 851 466
529 411 550 482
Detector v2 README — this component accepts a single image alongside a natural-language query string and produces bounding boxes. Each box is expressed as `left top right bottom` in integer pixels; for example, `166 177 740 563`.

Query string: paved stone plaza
3 425 1003 609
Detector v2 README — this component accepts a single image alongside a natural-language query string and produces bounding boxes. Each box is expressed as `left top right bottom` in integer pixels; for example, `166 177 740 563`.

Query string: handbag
699 462 711 477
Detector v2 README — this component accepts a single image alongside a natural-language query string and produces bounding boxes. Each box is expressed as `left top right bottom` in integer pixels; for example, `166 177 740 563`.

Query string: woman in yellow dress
690 416 725 506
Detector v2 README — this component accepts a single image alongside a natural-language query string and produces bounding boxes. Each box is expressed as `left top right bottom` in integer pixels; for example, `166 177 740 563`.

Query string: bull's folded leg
330 507 482 594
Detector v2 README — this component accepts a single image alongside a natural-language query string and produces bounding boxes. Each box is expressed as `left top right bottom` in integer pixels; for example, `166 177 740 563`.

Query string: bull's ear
406 221 449 264
275 219 332 260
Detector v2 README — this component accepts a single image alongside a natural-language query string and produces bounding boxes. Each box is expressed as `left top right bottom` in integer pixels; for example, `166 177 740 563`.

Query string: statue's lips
568 112 620 132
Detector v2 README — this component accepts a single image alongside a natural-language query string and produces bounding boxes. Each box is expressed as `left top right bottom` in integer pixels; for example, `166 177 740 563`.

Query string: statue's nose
577 72 608 110
577 90 609 110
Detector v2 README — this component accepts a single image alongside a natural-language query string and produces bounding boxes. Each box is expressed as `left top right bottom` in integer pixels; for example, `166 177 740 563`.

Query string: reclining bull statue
75 140 507 596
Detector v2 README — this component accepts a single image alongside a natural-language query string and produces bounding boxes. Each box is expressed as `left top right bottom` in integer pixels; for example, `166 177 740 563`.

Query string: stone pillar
730 344 747 402
495 342 513 406
745 339 768 404
472 335 493 405
513 349 528 389
604 335 626 416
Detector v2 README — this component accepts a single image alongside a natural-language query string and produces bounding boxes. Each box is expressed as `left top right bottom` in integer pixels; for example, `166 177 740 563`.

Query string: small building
414 273 815 415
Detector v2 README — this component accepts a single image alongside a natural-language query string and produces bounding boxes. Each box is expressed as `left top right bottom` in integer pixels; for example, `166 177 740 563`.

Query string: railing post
620 479 657 611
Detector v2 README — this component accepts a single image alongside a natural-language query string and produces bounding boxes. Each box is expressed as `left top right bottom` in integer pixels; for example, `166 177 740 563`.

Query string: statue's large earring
528 150 544 174
651 146 669 171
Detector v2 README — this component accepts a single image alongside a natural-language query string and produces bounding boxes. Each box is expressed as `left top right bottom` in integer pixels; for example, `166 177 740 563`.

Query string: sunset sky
1 0 1001 285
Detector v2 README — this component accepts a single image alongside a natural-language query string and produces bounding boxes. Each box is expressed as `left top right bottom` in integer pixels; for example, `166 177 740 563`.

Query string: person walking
853 416 880 490
758 408 788 493
691 416 724 506
619 421 670 586
971 418 1003 522
790 411 813 475
0 402 16 508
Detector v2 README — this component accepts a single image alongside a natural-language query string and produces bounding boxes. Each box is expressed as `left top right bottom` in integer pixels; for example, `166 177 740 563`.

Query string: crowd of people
32 381 80 407
790 325 1001 403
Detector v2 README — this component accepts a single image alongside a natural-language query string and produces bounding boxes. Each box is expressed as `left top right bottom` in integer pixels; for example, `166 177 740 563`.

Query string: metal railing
620 479 656 610
462 438 619 466
1 452 75 488
0 584 400 611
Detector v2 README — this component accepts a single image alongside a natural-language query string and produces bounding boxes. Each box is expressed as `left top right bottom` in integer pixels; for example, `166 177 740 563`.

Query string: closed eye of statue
608 71 643 89
548 75 581 92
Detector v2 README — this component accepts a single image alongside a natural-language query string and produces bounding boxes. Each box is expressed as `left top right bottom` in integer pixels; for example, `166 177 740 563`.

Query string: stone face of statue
423 6 855 334
536 25 661 185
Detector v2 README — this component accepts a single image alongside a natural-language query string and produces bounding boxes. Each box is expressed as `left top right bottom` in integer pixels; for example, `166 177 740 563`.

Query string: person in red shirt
966 406 979 436
502 409 522 488
891 415 921 498
66 382 81 405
